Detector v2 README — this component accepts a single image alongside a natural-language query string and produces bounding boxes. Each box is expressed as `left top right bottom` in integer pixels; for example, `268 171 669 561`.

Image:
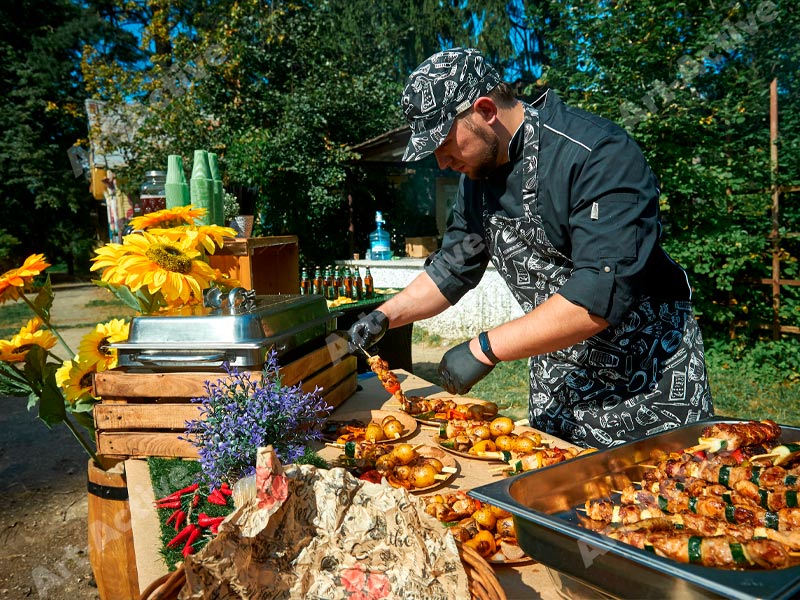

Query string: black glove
438 340 495 395
346 310 389 354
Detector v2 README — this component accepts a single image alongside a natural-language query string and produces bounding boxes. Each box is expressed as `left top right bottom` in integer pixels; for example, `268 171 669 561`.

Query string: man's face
433 111 499 180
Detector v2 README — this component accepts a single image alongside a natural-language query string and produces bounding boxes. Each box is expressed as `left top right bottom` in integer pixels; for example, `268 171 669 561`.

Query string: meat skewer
643 457 800 492
631 477 800 513
366 355 407 403
587 485 800 531
751 443 800 467
611 530 791 569
689 420 782 453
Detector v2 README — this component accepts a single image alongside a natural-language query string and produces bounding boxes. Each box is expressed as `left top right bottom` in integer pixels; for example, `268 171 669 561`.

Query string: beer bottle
323 266 333 299
299 267 311 295
353 267 363 300
312 266 323 295
364 266 374 299
343 267 353 299
332 267 342 300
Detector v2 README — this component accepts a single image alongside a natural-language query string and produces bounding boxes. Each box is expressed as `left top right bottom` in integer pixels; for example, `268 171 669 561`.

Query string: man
348 47 713 448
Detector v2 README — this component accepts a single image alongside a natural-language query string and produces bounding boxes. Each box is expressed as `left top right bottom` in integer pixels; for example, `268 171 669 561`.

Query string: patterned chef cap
401 48 502 162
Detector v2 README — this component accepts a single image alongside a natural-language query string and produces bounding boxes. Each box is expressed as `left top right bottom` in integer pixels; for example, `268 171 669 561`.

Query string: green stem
20 294 74 357
62 413 99 465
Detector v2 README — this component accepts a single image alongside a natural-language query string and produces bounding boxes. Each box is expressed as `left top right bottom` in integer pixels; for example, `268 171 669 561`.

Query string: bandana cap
401 48 502 162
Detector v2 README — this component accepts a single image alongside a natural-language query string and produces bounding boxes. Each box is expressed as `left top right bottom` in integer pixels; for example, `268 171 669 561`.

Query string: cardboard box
404 236 439 258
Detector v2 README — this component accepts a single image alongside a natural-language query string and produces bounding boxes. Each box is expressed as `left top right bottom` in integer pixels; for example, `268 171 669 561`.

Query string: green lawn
411 329 800 427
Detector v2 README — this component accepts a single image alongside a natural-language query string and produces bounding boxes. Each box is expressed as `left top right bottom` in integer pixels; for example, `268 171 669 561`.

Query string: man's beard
466 121 500 180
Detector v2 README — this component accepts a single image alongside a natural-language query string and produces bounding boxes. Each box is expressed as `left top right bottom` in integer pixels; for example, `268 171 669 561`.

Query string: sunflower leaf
37 365 67 427
32 275 55 321
70 409 96 435
0 361 31 396
92 279 147 312
22 345 49 393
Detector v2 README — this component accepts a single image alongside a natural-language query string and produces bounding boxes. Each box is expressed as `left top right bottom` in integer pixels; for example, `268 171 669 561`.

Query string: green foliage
523 0 799 358
706 336 800 385
0 0 115 271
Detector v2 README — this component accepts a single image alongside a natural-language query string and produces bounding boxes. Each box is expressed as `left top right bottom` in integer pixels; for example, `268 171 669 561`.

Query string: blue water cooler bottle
369 211 392 260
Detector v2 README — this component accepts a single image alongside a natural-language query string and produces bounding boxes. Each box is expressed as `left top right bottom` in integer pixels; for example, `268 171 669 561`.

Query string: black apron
483 104 713 448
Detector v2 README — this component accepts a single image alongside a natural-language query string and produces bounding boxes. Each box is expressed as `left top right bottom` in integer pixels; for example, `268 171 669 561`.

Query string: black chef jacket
424 89 691 327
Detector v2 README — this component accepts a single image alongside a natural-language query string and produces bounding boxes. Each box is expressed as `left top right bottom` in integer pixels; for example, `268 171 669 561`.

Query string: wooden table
126 370 566 600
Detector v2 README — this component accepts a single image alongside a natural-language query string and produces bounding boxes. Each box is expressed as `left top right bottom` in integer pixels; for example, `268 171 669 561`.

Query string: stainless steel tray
470 419 800 600
111 294 338 370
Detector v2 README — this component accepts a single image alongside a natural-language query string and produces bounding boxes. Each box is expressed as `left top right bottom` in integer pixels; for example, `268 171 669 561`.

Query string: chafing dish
470 419 800 599
111 292 339 371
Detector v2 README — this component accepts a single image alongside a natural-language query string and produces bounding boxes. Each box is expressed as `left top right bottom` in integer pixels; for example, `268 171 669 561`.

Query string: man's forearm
470 293 609 364
374 271 452 328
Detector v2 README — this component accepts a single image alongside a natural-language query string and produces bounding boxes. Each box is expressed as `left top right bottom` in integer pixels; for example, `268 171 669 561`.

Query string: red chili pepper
173 510 186 531
218 483 233 496
155 483 199 504
192 493 200 507
197 513 226 528
165 509 181 526
155 499 182 509
207 489 229 506
167 524 197 548
182 526 203 557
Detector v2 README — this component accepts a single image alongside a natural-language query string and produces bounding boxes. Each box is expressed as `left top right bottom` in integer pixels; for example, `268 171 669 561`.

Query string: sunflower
0 338 21 362
4 318 58 361
89 241 132 287
78 318 130 372
0 254 50 304
149 224 237 254
128 205 206 231
55 358 98 404
115 231 218 304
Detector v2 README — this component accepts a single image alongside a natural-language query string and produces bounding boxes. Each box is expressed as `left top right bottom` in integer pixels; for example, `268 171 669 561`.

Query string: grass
0 302 30 338
0 290 133 334
411 328 800 426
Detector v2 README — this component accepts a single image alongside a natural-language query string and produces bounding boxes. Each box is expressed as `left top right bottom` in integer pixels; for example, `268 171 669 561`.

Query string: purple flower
184 349 332 488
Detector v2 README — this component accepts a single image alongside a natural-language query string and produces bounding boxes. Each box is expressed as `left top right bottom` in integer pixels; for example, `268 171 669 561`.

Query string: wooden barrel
87 458 140 600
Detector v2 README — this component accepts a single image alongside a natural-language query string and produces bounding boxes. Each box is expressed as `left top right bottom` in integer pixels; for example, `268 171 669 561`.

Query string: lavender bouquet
186 349 332 489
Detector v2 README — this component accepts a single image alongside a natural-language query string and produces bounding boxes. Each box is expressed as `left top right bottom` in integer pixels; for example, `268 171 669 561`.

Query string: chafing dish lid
114 294 332 347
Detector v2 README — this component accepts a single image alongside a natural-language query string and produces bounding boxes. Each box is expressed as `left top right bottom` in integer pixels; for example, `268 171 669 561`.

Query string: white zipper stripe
543 124 592 152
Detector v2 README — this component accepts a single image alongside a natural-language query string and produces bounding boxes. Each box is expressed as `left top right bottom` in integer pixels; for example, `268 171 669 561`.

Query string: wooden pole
770 78 780 341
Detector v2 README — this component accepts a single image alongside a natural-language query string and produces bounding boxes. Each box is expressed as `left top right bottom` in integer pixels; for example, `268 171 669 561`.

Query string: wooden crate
404 236 439 258
208 235 300 295
93 342 356 459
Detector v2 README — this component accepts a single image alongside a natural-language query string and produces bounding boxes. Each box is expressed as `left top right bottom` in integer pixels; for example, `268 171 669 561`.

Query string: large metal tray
470 418 800 599
111 294 339 370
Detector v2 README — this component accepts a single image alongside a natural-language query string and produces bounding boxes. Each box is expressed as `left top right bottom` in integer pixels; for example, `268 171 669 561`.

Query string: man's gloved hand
438 340 495 395
346 310 389 354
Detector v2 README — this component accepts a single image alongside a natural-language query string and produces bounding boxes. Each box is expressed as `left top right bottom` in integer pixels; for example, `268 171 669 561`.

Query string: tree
0 0 112 271
524 0 799 342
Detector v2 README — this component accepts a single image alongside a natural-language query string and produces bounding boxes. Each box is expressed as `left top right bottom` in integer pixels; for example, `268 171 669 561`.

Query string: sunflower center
145 244 193 274
80 372 94 388
100 336 113 356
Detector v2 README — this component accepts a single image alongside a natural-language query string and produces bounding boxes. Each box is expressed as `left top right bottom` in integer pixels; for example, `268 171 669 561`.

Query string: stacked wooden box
93 342 356 460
